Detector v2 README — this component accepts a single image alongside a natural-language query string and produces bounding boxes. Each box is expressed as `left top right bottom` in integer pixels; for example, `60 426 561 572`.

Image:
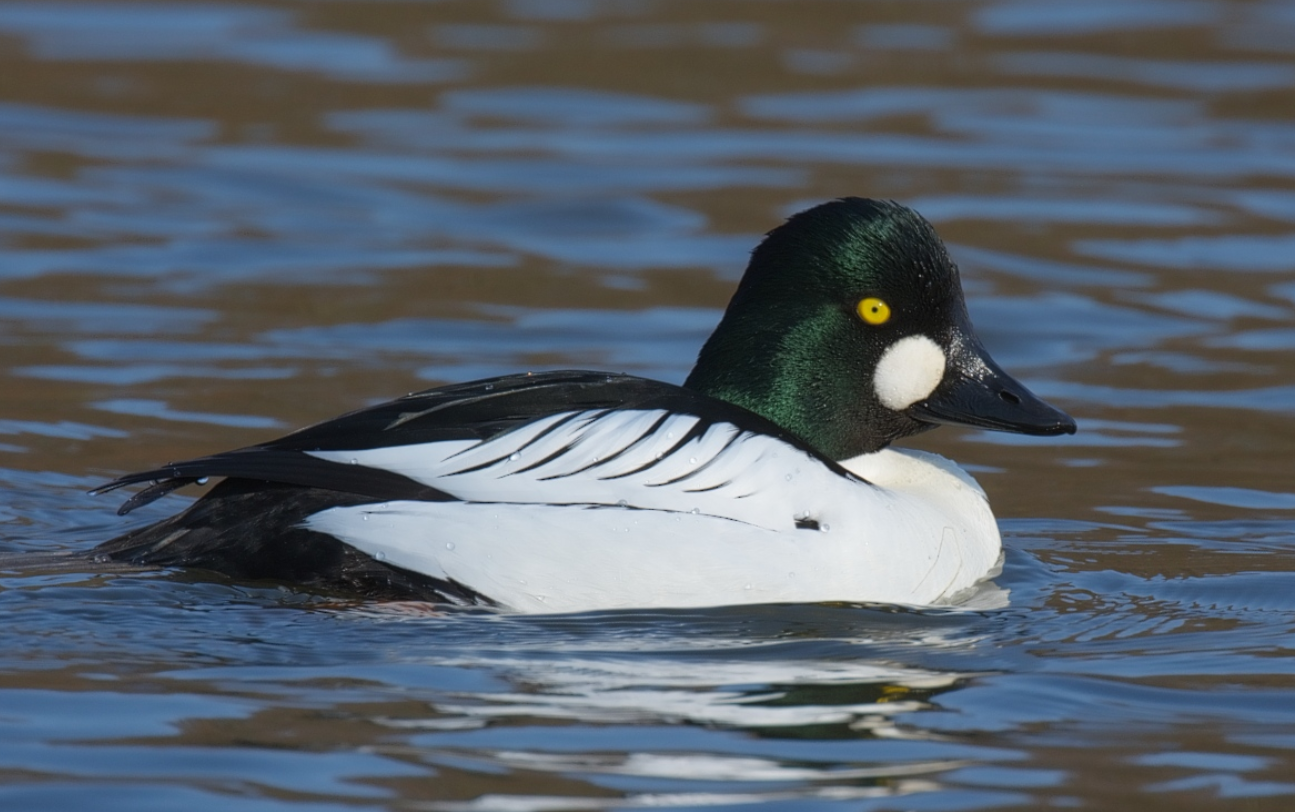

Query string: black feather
95 448 453 515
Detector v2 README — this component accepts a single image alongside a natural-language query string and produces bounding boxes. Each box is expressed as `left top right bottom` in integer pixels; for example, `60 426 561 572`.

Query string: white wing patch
307 409 837 530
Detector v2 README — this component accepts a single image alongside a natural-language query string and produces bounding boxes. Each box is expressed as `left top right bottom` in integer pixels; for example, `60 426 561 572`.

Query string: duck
90 198 1076 613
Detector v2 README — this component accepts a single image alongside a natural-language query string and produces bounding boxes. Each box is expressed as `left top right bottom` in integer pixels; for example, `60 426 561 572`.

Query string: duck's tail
90 478 494 605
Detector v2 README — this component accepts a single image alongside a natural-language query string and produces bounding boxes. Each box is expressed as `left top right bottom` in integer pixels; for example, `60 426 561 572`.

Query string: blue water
1 0 1295 809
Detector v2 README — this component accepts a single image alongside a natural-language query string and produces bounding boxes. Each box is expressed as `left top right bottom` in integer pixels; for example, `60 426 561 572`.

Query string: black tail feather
93 479 493 605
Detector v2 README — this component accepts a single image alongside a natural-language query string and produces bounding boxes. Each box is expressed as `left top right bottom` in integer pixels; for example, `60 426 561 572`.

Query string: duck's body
307 445 999 614
93 199 1074 612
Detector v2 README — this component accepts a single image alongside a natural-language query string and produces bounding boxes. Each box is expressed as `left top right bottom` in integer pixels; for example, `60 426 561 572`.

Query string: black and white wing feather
95 370 847 518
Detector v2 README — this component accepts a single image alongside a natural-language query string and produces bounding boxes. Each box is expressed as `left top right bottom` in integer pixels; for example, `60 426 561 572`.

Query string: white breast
302 410 1003 613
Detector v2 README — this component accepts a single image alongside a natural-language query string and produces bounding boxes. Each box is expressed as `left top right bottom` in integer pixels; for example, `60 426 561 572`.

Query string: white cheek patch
873 334 947 411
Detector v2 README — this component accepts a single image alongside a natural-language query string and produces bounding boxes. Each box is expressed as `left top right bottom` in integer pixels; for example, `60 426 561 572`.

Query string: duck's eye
856 297 891 326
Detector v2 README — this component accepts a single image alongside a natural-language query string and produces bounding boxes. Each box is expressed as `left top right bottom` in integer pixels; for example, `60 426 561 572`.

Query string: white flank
872 334 947 411
302 409 1002 613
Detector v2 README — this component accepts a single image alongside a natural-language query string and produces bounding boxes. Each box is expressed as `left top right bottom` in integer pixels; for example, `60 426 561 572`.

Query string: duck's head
685 197 1076 460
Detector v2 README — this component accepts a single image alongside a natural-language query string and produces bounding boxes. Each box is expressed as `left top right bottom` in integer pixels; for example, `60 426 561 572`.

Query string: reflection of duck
424 647 968 731
92 198 1074 612
399 611 978 800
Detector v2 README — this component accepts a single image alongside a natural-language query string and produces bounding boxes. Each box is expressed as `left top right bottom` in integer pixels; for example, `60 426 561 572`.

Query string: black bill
908 340 1076 436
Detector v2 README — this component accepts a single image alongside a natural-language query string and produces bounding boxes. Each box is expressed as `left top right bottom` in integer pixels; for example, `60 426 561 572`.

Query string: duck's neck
684 313 896 461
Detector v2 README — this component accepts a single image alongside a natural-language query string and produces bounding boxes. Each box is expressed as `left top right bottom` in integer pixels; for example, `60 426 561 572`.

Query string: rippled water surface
2 0 1295 809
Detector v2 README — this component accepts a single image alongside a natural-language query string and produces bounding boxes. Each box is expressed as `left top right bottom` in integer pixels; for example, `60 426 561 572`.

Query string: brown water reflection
1 0 1295 810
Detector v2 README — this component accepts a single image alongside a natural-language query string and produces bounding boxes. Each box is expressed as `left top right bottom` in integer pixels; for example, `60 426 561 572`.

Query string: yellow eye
857 297 891 325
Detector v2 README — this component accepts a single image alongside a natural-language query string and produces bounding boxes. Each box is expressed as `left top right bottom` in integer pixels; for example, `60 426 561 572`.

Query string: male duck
93 198 1075 612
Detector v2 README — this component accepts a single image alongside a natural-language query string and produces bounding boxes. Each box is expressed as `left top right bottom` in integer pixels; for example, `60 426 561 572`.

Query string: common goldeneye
92 198 1076 612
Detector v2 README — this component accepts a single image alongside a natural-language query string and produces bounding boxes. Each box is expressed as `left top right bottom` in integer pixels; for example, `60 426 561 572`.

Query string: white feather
302 410 1002 613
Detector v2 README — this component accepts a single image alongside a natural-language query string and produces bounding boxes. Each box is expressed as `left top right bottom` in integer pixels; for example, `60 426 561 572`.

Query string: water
1 0 1294 808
